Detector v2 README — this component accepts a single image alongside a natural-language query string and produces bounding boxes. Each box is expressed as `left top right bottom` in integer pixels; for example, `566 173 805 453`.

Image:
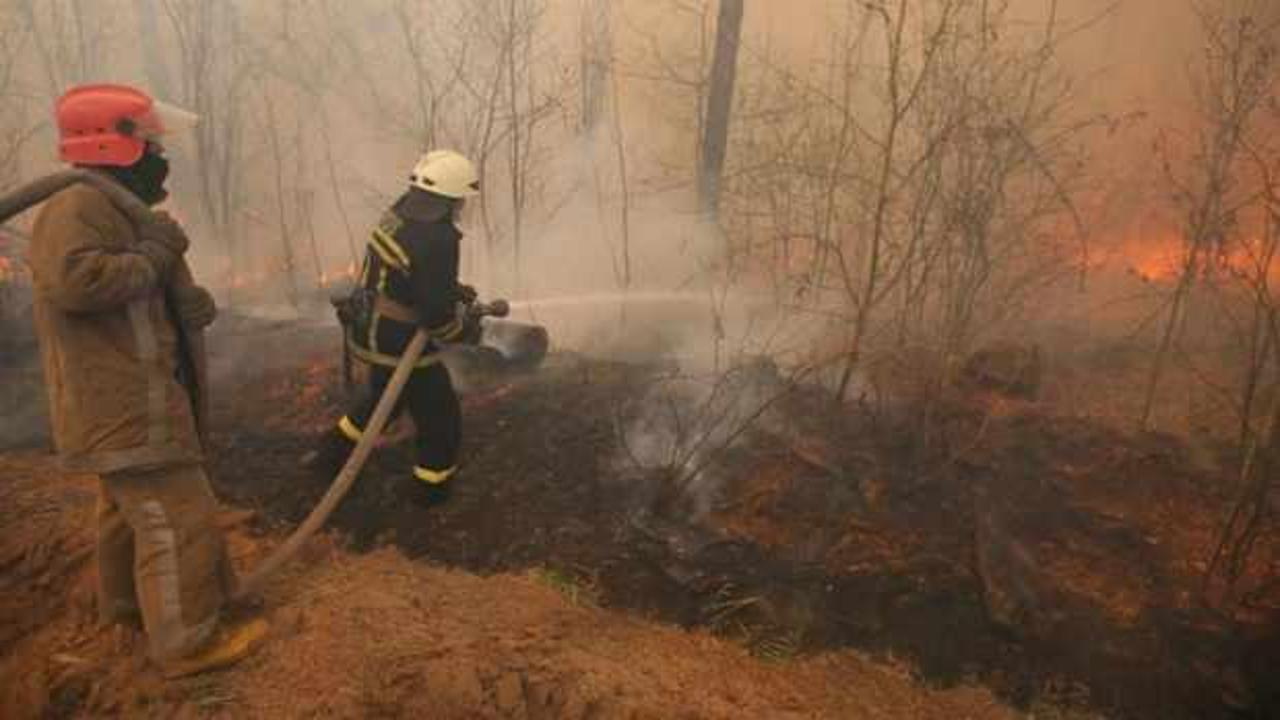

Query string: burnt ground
201 318 1280 720
1 451 1025 720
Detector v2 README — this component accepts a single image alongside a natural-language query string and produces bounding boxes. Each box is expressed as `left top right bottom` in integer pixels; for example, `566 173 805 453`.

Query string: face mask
131 149 171 206
106 146 170 206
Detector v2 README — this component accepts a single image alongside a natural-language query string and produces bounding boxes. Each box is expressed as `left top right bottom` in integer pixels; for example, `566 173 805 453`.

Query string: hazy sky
740 0 1203 115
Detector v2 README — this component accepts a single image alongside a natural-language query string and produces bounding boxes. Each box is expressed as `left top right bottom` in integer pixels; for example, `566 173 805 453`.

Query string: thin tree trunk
1204 363 1280 599
299 188 325 286
836 2 908 402
263 93 299 307
318 109 360 269
608 36 631 295
506 0 524 288
579 0 610 133
133 0 174 96
1141 201 1216 429
697 0 744 223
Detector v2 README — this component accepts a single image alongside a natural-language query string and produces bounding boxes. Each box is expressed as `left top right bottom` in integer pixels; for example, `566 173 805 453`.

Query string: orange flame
1118 231 1280 287
1121 234 1185 284
227 270 271 290
317 262 359 288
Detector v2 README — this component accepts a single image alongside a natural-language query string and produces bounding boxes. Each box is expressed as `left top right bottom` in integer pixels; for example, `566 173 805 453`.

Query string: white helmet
410 149 480 198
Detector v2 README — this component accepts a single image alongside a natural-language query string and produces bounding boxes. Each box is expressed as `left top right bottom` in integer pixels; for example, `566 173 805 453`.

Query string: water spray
505 291 711 314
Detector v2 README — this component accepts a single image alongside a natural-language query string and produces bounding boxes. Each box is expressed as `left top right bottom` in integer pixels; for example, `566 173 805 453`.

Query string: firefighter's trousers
340 317 462 486
97 463 234 661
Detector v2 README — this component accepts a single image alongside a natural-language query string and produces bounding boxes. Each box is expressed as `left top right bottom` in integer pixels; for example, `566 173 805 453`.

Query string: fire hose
233 299 509 600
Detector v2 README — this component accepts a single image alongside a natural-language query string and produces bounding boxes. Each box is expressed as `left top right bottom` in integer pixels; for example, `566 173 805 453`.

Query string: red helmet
55 84 197 167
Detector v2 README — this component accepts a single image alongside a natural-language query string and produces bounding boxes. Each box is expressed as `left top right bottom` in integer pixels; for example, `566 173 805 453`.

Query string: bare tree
579 0 611 133
606 50 634 300
1192 2 1280 601
716 1 1094 406
260 88 302 306
149 0 253 295
13 0 103 98
1140 1 1279 430
0 17 42 192
617 0 716 195
132 0 174 97
358 0 563 287
575 1 634 302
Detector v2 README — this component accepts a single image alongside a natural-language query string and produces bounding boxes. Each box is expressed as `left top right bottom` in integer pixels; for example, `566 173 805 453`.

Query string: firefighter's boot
161 617 270 679
409 465 455 508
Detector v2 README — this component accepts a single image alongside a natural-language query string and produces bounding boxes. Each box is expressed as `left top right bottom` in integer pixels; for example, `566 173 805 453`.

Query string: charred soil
202 323 1277 720
0 451 1020 719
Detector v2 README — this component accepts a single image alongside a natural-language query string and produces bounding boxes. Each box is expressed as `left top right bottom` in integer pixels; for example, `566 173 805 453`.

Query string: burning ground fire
1114 232 1280 286
318 261 358 288
220 261 358 292
1120 234 1185 283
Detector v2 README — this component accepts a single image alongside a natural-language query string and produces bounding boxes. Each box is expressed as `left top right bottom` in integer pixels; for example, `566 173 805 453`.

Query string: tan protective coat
28 182 202 474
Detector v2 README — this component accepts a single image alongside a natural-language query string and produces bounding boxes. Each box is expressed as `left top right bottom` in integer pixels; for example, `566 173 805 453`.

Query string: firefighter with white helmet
308 149 484 506
411 150 482 199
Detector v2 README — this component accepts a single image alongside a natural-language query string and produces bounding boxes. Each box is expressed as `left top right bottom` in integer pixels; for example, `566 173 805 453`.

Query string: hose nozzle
472 298 509 318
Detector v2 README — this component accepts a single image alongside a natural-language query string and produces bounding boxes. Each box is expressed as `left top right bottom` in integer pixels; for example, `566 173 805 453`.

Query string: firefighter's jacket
28 183 202 474
348 189 465 367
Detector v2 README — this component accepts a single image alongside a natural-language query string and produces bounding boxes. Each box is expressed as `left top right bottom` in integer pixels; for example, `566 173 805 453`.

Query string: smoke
0 344 49 451
614 356 789 519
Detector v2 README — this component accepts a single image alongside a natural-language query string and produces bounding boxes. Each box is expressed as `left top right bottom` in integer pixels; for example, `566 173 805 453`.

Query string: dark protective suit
335 187 469 489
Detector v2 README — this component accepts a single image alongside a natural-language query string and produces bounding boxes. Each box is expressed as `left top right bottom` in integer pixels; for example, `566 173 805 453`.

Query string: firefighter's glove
173 283 218 330
459 306 484 345
456 283 478 305
137 212 190 278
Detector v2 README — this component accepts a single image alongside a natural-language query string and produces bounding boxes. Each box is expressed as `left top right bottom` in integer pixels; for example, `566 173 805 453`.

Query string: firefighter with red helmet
28 84 266 677
307 150 483 505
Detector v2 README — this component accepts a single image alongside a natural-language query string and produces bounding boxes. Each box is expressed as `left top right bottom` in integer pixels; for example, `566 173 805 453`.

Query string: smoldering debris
614 356 789 518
